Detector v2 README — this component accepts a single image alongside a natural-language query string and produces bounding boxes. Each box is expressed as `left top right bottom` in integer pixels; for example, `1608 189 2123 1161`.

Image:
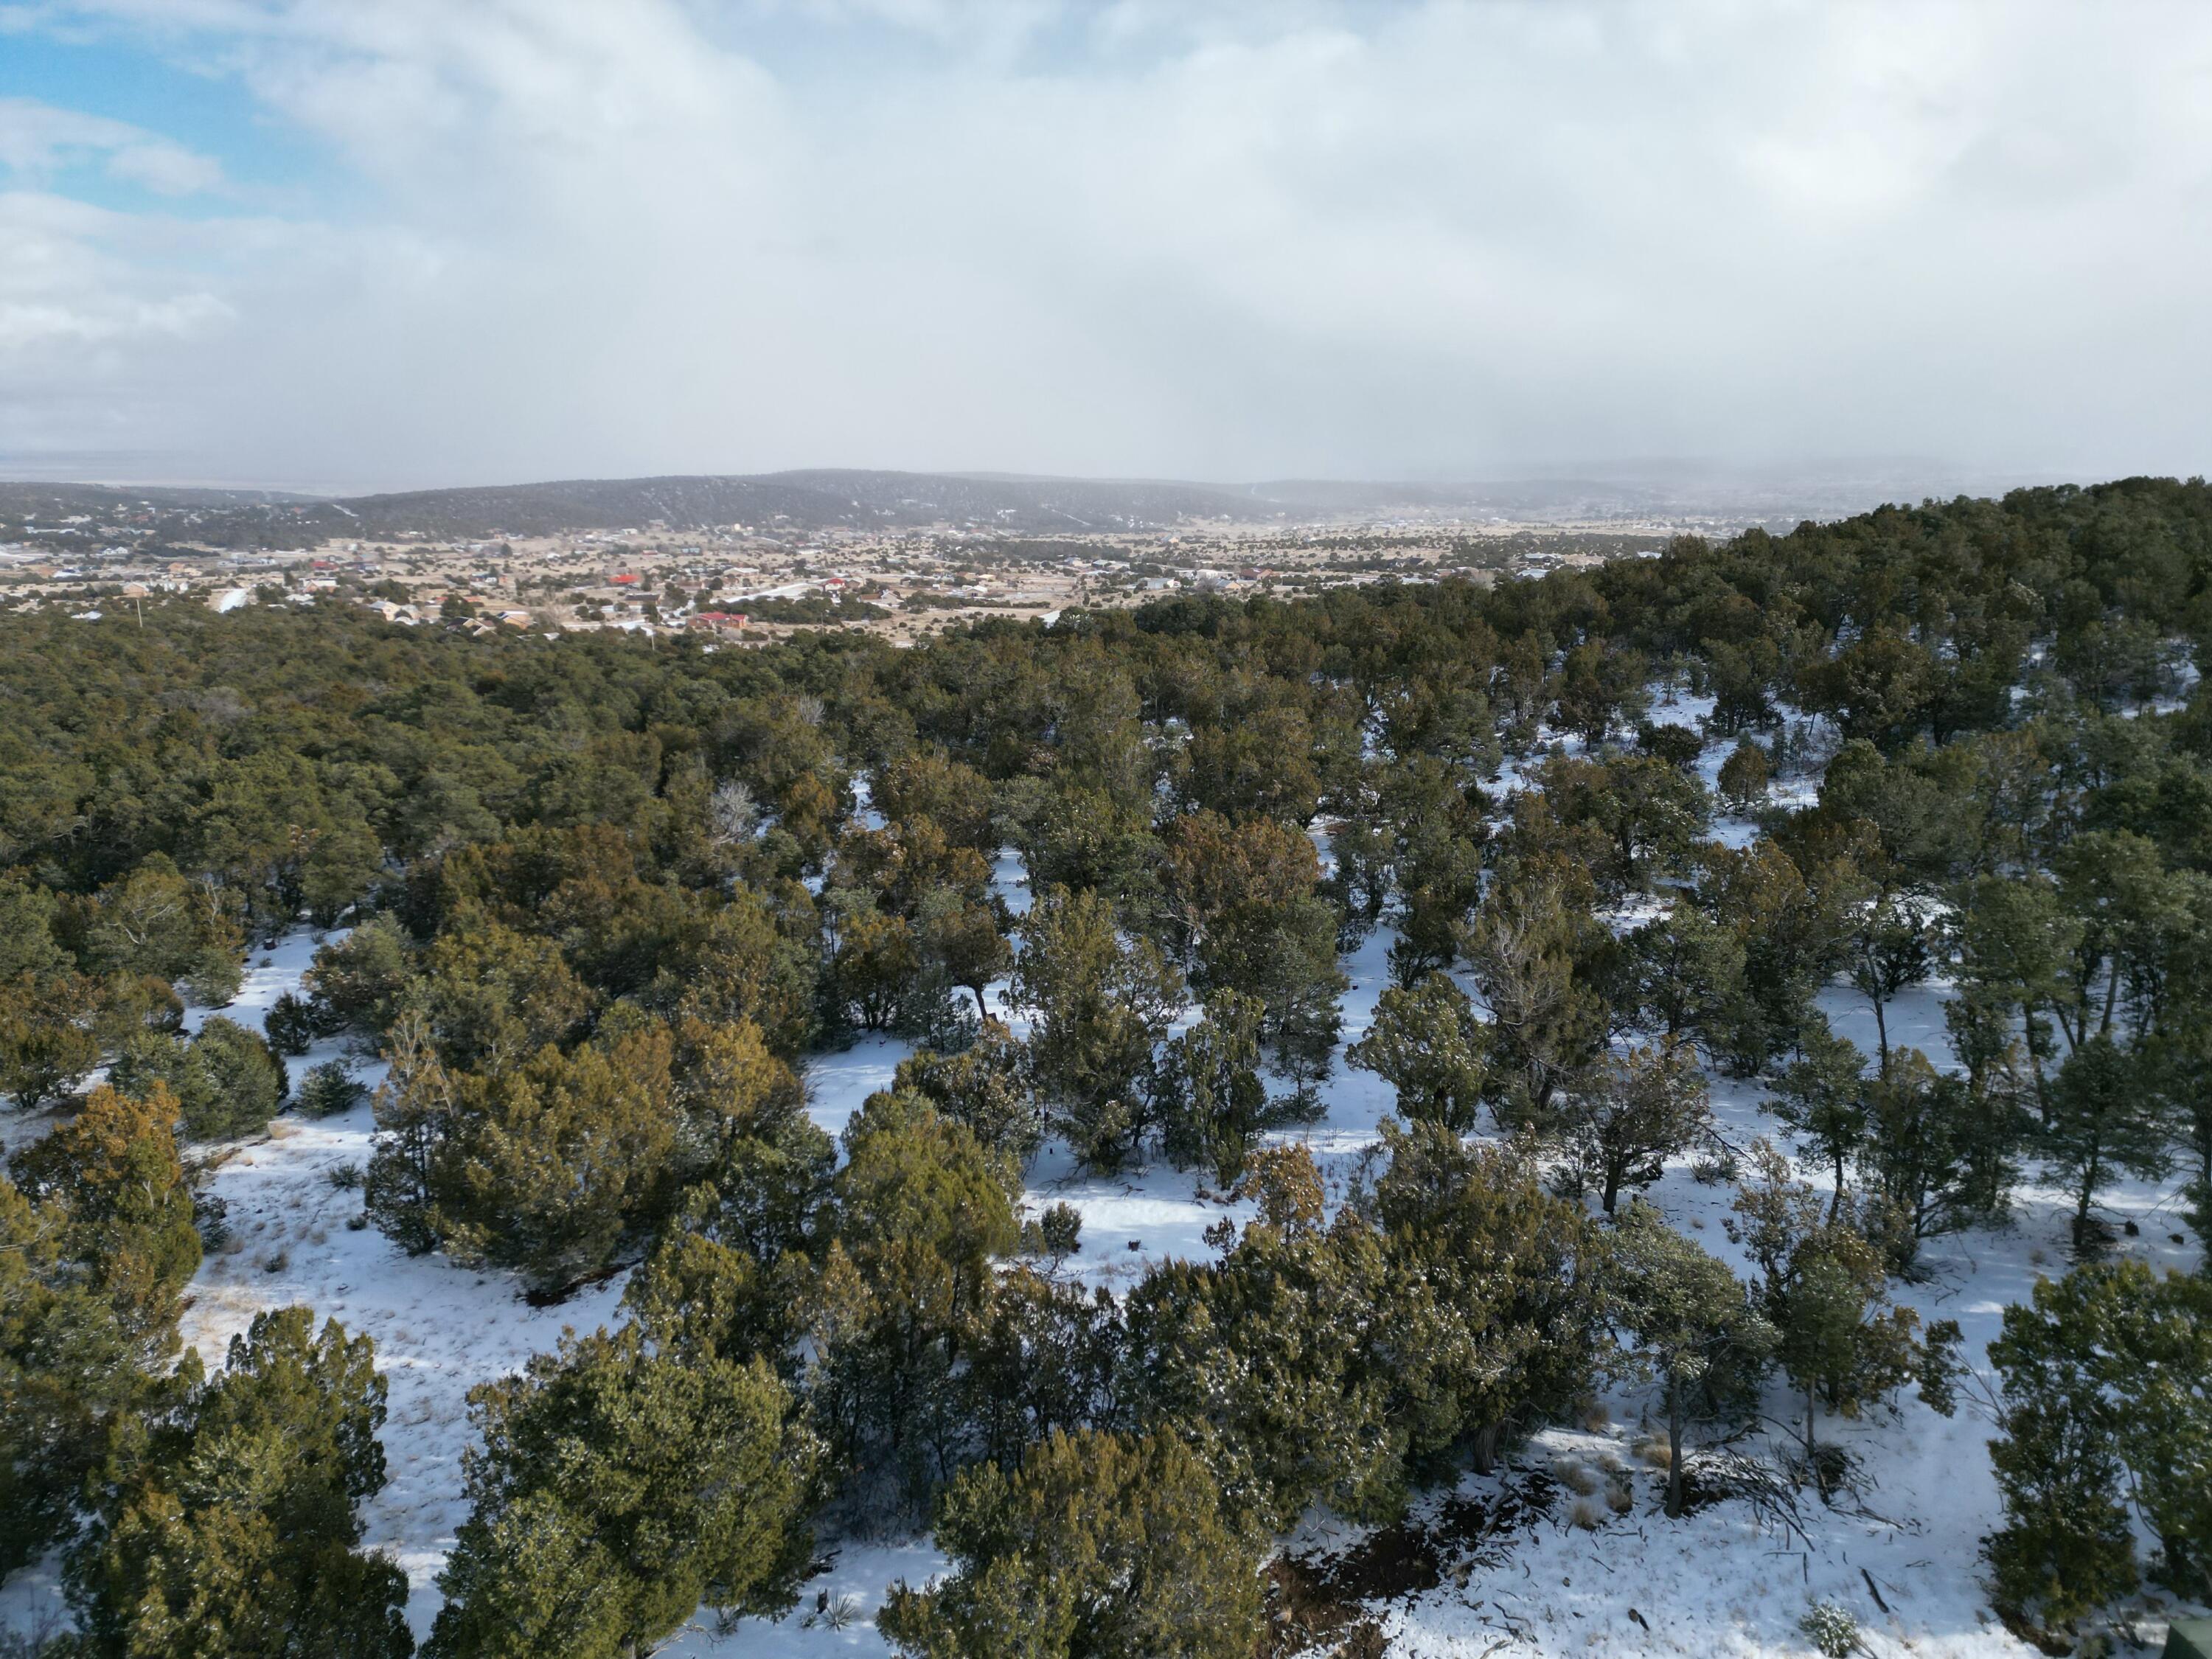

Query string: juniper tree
1717 738 1771 815
2 1085 200 1577
1613 905 1747 1058
428 1326 818 1659
1460 875 1609 1129
1161 812 1346 1080
1559 1040 1713 1216
1728 1142 1947 1461
959 1267 1126 1472
2044 1034 2170 1253
65 1308 411 1659
878 1429 1264 1659
1345 971 1492 1134
1155 991 1270 1186
79 855 246 1008
1121 1186 1401 1528
1985 1270 2146 1627
1368 1124 1607 1478
1012 885 1183 1170
1609 1202 1773 1517
0 970 103 1111
302 915 415 1041
893 1020 1040 1166
109 1015 288 1142
1841 886 1931 1077
1767 1020 1870 1219
1859 1045 2025 1262
809 1090 1020 1506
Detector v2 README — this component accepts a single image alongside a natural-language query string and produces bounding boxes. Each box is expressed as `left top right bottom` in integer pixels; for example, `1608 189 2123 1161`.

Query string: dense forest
4 477 2212 1658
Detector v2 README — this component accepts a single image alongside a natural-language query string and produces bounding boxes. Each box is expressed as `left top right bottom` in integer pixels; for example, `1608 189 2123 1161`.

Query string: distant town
0 481 1696 643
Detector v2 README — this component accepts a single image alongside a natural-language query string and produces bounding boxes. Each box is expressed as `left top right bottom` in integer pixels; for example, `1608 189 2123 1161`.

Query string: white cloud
0 96 224 193
10 0 2212 489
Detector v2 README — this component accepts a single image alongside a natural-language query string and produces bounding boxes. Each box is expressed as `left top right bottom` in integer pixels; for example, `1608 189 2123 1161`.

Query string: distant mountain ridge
0 464 2066 546
328 470 1275 538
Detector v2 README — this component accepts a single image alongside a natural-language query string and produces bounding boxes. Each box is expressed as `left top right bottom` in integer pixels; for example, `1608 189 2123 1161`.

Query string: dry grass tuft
1569 1498 1603 1531
1557 1461 1599 1496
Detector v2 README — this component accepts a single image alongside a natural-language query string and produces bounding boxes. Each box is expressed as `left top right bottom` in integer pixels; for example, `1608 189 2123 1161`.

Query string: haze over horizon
3 1 2208 495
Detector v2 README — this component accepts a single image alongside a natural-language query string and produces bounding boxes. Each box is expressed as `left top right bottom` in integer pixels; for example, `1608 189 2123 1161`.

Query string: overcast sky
1 0 2208 493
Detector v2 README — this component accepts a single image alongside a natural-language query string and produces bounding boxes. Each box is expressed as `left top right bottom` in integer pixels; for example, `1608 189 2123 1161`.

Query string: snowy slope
6 701 2205 1655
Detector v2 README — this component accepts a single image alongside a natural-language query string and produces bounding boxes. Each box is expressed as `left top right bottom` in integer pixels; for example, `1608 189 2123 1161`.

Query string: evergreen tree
1155 991 1270 1186
1161 812 1345 1079
428 1326 818 1659
65 1307 411 1659
109 1015 288 1143
7 1081 202 1344
810 1091 1019 1506
2044 1035 2170 1253
1367 1125 1605 1478
1717 738 1771 815
959 1267 1124 1472
1609 1202 1773 1517
1860 1046 2024 1262
302 917 415 1042
412 914 593 1071
878 1429 1263 1659
0 971 103 1110
1985 1271 2146 1629
1728 1143 1944 1461
1613 905 1746 1058
1122 1147 1402 1526
80 855 246 1008
1012 886 1183 1170
1460 875 1608 1127
1345 972 1491 1134
1559 1041 1713 1216
1841 885 1932 1077
892 1021 1040 1166
1766 1020 1869 1218
366 1020 688 1295
1 1088 200 1579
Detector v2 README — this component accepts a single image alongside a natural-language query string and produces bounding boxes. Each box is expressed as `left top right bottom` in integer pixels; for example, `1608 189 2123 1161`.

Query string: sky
0 0 2208 495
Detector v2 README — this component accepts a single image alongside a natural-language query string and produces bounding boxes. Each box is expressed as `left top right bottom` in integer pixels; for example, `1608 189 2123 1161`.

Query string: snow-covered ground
4 703 2205 1655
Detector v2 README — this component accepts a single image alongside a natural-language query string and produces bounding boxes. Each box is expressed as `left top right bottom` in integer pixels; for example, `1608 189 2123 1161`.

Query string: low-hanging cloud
3 0 2210 492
